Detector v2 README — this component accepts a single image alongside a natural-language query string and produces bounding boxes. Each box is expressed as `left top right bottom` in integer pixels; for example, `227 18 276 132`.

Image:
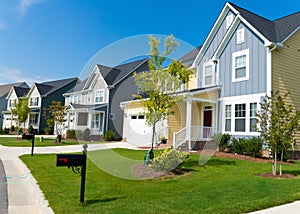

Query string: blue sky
0 0 299 85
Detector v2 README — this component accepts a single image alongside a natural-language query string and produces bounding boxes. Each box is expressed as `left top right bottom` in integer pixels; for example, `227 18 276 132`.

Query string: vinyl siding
187 73 197 90
272 29 300 141
168 101 186 141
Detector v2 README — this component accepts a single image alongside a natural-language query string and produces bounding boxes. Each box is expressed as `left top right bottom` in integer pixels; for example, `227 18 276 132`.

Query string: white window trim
222 94 261 136
237 28 245 44
232 49 249 82
29 97 40 107
202 61 215 87
94 89 105 104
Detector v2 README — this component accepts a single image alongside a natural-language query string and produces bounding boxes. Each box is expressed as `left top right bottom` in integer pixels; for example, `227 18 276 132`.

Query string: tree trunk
151 122 156 150
272 147 277 176
280 149 283 176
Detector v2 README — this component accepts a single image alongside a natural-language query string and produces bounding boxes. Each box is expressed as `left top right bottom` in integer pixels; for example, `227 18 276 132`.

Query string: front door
203 109 212 138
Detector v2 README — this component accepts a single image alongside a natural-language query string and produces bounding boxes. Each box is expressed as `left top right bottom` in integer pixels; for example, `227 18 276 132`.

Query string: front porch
169 87 219 150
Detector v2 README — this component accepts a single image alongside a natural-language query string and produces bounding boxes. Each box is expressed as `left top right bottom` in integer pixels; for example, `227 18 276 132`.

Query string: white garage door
127 115 153 146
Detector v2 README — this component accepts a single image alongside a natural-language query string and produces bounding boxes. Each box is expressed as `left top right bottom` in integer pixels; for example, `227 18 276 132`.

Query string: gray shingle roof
229 2 300 43
179 46 202 66
13 86 30 97
98 58 148 85
35 77 78 96
0 82 29 98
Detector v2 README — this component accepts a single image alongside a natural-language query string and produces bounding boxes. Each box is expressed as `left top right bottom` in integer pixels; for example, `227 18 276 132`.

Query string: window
203 62 215 87
237 28 245 44
29 97 39 106
226 14 234 29
235 104 246 132
138 115 145 119
77 113 88 126
131 115 137 120
87 92 92 104
225 105 231 132
250 103 257 132
8 99 15 108
95 90 104 103
91 113 104 131
29 114 38 125
232 49 249 82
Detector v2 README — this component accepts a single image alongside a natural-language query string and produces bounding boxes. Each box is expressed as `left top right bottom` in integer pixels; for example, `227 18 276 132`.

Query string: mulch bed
257 172 297 179
132 164 189 179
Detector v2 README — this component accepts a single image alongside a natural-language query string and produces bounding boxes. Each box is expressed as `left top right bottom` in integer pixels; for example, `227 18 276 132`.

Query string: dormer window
29 97 39 107
226 14 234 29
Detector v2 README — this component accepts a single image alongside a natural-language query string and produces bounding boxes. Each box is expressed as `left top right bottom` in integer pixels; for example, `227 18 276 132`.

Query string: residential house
64 58 149 139
27 77 78 134
2 85 30 129
0 82 30 129
121 2 300 148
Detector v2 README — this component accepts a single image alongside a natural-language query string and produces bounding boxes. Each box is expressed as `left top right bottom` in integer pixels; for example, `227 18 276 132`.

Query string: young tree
11 97 31 131
257 91 300 176
134 35 192 149
43 101 66 142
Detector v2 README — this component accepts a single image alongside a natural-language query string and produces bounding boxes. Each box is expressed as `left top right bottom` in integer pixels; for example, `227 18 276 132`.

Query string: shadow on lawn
84 196 126 206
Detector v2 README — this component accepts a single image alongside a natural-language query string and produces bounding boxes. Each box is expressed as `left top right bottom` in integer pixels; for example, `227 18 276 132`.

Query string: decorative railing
173 126 216 149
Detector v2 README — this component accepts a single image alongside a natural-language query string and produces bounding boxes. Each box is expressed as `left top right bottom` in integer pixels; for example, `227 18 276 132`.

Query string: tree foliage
11 97 31 130
257 91 300 176
134 35 193 149
43 101 66 141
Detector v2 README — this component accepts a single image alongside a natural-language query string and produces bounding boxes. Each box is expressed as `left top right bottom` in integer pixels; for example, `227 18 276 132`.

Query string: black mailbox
56 154 83 167
22 134 34 140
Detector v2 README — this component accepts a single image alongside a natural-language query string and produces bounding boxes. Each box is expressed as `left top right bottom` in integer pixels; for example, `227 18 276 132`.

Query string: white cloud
0 66 50 86
18 0 43 15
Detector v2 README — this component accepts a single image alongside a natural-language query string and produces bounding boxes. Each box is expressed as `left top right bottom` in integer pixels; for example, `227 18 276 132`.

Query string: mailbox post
56 144 88 203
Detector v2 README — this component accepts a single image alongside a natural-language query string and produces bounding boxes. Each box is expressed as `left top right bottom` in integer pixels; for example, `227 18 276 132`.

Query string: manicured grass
21 149 300 213
0 137 103 147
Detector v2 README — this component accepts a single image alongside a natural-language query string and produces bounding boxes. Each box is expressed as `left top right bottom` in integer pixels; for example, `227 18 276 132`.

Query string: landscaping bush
3 128 10 134
66 129 77 139
0 128 4 135
150 147 189 172
43 127 52 135
28 125 34 134
10 125 15 132
232 137 263 157
213 133 231 151
103 130 115 141
75 128 91 141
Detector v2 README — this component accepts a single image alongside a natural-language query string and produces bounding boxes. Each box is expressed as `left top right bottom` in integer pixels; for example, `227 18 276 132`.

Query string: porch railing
173 126 216 149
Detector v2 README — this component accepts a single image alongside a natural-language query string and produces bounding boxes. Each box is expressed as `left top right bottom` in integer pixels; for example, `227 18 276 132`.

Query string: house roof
68 103 107 111
34 77 78 96
13 86 30 97
0 82 29 98
98 58 148 85
64 78 87 94
179 45 202 67
229 2 300 43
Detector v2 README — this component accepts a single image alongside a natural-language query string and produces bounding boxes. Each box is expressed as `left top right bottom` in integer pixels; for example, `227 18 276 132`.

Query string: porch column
186 97 192 150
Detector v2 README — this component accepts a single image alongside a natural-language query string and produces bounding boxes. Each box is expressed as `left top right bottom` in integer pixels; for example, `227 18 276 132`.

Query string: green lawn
0 136 103 147
21 149 300 214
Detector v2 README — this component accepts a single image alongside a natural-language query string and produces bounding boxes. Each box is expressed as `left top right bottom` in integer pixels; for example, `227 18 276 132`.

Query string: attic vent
226 14 234 29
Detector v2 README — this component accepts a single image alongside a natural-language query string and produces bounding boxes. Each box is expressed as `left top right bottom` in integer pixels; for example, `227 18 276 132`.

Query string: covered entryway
203 106 213 139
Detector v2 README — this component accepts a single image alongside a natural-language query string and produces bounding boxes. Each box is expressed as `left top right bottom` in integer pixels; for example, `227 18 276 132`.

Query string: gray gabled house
64 58 149 139
0 82 30 129
26 77 78 134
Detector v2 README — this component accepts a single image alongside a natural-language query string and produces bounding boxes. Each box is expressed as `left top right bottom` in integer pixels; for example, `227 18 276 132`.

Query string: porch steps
177 140 217 151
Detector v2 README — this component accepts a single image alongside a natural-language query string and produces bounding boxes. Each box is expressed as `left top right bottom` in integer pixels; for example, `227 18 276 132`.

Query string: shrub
213 133 231 151
75 128 91 141
66 129 77 139
17 127 23 135
4 128 10 134
0 128 4 135
43 127 52 135
28 125 34 134
149 147 189 172
10 125 15 132
232 137 263 157
103 130 115 141
81 128 91 141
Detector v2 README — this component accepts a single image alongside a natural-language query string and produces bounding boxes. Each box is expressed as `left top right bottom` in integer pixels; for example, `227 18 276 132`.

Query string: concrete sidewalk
1 142 300 213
